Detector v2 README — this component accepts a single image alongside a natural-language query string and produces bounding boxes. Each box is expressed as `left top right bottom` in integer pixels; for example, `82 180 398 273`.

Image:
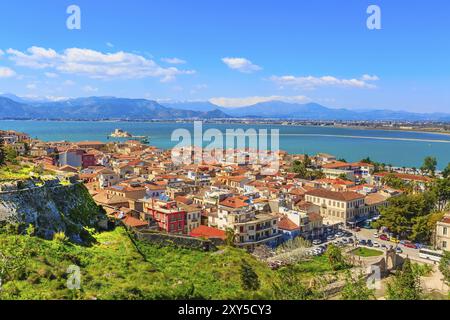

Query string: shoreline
1 118 450 137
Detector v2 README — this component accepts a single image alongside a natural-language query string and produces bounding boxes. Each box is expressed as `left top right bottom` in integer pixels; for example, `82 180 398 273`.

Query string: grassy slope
0 226 347 300
0 227 279 300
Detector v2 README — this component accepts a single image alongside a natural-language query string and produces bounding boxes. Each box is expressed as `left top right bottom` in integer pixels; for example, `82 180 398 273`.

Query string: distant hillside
161 101 221 112
0 96 230 120
213 101 450 121
0 97 38 118
2 95 450 121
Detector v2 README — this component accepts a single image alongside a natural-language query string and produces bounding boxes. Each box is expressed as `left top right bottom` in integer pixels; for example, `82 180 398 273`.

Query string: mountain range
0 95 229 120
161 100 450 121
1 94 450 121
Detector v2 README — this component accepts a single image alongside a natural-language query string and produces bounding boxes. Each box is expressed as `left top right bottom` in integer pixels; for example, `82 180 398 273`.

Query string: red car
403 241 417 249
379 234 389 241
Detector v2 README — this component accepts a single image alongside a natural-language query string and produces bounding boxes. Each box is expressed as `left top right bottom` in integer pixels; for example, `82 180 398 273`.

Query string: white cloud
361 74 380 81
45 72 58 78
106 42 114 48
0 67 16 78
210 95 311 108
26 83 37 90
222 57 262 73
270 74 379 90
161 57 187 65
83 85 98 93
6 46 195 82
0 49 4 56
63 80 76 86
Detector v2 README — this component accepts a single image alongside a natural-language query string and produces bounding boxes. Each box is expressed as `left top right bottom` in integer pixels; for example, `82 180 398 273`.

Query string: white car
373 242 380 248
373 232 379 238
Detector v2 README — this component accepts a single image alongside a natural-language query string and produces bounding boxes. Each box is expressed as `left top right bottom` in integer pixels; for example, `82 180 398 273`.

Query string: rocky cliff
0 179 106 243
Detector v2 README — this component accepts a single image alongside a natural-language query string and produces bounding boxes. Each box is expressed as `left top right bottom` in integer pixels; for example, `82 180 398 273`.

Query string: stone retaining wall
124 224 220 252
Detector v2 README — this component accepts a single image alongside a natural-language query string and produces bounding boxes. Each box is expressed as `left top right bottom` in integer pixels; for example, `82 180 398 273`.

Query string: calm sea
1 120 450 169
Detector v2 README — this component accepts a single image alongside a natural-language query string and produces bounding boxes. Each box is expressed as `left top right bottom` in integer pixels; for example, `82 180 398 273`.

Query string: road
308 226 438 265
349 227 438 265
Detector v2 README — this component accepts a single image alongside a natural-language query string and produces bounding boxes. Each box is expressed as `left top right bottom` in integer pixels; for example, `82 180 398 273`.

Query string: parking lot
306 226 425 259
306 228 356 257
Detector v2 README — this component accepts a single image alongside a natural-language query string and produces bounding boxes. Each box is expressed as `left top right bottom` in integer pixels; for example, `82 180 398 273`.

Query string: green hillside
0 227 281 300
0 222 353 300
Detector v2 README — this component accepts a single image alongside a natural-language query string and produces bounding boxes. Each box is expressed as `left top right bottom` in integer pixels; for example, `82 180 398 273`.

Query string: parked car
373 242 380 248
403 241 417 249
327 235 335 241
396 247 403 254
359 239 367 246
379 234 389 241
367 240 373 247
312 239 322 245
348 238 354 244
354 227 361 232
336 231 344 238
373 232 379 238
390 237 400 244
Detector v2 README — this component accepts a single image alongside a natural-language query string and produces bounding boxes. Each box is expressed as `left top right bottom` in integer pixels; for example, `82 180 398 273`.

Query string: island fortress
110 129 132 138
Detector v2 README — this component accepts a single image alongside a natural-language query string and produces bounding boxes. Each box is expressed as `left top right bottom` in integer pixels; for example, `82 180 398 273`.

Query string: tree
439 251 450 286
272 269 317 300
443 163 450 179
240 260 260 291
4 146 18 164
341 271 375 300
23 142 30 155
421 156 437 177
225 228 236 247
431 178 450 211
303 154 312 167
292 160 308 178
381 173 407 190
360 157 373 164
0 137 5 166
373 192 437 242
325 244 348 271
386 258 422 300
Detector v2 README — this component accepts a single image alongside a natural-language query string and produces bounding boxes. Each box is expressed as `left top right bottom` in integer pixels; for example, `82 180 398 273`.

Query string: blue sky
0 0 449 112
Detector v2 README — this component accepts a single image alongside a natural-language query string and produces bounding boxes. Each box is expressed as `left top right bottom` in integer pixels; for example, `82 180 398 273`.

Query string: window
443 227 448 235
443 241 447 248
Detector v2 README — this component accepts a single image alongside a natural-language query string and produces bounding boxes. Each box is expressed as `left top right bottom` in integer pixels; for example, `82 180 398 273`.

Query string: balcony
237 232 282 246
